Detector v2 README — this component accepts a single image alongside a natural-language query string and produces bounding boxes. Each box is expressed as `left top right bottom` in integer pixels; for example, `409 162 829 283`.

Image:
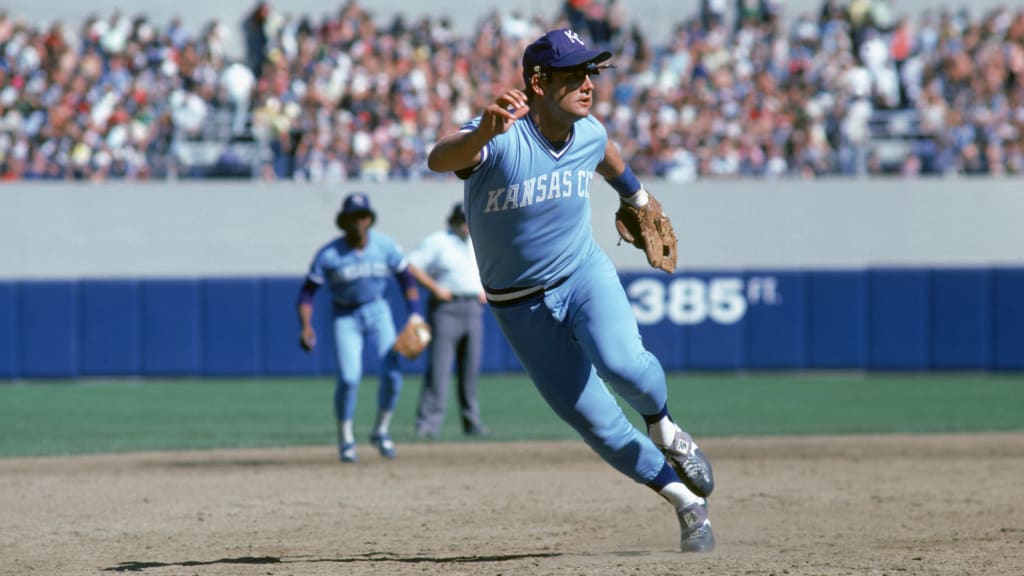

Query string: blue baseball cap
337 192 376 225
447 202 466 225
522 29 612 82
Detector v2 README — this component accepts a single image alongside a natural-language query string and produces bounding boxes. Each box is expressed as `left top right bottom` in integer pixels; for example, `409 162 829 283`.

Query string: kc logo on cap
563 29 583 45
521 28 613 81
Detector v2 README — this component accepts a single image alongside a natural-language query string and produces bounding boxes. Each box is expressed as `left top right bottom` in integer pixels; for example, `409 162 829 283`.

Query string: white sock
338 420 354 444
374 410 393 435
659 482 705 510
647 415 678 447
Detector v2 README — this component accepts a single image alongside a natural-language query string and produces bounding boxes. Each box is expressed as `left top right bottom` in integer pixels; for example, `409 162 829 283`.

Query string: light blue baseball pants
490 251 668 484
331 298 402 422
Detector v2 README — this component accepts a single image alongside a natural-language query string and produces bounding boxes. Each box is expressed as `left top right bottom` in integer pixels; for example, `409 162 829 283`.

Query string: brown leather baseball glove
615 191 678 273
393 316 431 359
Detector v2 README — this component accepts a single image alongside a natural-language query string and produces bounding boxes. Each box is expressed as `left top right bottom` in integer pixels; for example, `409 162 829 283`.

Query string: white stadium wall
1 178 1022 279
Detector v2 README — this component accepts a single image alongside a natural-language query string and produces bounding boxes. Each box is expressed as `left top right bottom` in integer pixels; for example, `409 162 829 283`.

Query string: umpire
407 203 490 438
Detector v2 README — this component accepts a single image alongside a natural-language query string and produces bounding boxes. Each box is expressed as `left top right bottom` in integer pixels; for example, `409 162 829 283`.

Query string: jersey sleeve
306 248 326 285
454 116 493 180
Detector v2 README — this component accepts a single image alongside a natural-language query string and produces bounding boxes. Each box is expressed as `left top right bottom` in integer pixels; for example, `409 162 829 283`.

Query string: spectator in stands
1 1 1022 182
219 60 256 136
243 2 270 78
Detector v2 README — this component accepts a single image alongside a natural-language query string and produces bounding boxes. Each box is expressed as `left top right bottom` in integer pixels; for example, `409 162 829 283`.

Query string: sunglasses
534 63 617 83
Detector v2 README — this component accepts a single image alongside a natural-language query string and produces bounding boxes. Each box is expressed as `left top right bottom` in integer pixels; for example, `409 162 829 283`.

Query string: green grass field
1 373 1022 458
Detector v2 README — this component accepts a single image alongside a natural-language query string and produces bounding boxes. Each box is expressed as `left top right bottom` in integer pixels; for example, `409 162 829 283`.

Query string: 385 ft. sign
626 276 780 326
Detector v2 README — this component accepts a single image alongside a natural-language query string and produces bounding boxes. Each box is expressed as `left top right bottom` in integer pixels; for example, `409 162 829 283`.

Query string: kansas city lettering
485 169 592 213
334 261 390 282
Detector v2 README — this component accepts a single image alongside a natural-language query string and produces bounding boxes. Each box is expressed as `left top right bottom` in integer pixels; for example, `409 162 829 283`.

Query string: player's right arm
596 138 628 181
408 262 452 302
427 89 530 173
297 278 320 351
407 238 452 301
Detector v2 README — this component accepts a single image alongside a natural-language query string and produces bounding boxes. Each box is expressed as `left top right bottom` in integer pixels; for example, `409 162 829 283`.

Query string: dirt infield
2 433 1022 576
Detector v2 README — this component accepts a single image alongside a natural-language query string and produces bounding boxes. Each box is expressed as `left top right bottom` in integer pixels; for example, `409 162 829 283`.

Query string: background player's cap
447 202 466 225
337 192 376 226
522 29 612 81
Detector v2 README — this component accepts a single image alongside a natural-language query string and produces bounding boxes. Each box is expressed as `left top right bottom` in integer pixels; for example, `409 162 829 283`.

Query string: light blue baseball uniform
305 230 408 422
458 113 669 484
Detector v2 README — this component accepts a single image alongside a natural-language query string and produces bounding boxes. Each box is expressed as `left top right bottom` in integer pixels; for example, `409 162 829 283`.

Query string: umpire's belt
485 277 568 307
451 294 481 301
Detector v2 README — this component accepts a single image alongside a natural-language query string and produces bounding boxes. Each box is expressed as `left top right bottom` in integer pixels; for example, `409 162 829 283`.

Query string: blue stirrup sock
645 460 679 491
642 406 670 426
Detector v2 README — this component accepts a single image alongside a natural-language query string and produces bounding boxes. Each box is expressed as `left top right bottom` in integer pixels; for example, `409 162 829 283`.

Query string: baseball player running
427 29 716 552
297 192 424 463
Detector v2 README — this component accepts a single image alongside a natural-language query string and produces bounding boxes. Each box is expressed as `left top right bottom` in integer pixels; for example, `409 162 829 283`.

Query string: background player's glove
393 315 431 359
615 190 678 273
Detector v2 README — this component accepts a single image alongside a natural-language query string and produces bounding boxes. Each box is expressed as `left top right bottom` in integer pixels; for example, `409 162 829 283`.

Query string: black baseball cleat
464 424 491 437
657 428 714 498
339 442 358 463
370 432 396 459
677 502 715 553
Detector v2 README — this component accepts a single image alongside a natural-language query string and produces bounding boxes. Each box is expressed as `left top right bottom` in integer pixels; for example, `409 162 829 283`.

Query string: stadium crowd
0 0 1022 181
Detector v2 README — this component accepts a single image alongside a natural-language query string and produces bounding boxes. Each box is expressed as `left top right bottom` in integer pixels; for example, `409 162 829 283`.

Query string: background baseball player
297 192 426 463
426 29 716 552
407 202 490 438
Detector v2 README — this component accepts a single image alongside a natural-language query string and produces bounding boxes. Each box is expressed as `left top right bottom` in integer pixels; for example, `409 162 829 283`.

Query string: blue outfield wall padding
140 280 200 376
0 282 15 378
682 272 748 370
638 322 686 372
994 269 1024 370
867 269 930 370
315 287 339 377
622 272 688 371
930 270 993 370
745 271 807 370
4 267 1024 380
807 271 867 369
17 281 79 378
201 279 262 376
79 280 140 376
261 277 320 376
15 282 77 378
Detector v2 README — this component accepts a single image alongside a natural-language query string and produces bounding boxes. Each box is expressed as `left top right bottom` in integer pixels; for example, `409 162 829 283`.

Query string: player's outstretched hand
479 89 529 138
299 327 317 352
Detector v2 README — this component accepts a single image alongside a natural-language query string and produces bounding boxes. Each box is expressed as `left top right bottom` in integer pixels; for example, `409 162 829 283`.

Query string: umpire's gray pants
415 297 485 435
